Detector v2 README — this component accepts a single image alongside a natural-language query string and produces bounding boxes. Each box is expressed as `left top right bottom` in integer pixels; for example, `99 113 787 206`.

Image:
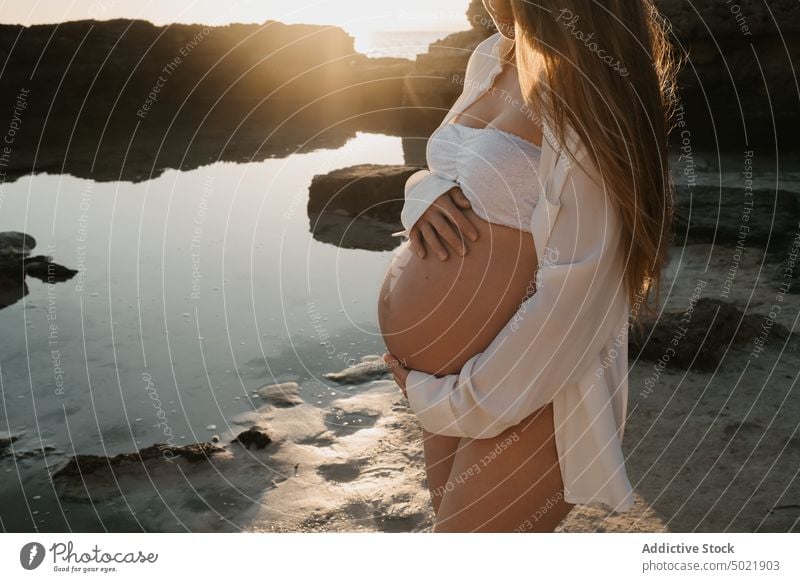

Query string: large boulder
308 164 421 250
308 164 421 222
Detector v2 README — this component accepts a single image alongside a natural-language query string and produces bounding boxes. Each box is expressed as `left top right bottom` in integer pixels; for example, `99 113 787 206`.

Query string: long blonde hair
510 0 680 320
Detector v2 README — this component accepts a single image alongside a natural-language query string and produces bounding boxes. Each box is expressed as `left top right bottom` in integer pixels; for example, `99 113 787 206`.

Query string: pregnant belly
378 207 539 377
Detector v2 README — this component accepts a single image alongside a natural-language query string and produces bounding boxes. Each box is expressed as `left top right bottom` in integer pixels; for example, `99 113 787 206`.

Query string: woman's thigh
421 428 462 516
434 402 574 532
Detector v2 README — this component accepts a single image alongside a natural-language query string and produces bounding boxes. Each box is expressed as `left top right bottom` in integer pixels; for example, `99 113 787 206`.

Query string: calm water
0 132 401 476
356 29 461 59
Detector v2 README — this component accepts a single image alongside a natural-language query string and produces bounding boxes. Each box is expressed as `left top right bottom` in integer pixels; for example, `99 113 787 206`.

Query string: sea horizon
0 0 473 60
0 17 466 60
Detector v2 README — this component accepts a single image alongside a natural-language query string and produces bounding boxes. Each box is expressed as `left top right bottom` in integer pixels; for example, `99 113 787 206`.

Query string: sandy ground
48 371 667 533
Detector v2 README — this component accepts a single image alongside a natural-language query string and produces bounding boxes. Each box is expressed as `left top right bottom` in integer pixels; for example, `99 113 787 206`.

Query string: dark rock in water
309 209 403 251
232 427 273 450
52 442 224 479
324 358 391 385
308 164 422 223
308 164 421 250
256 382 303 407
24 255 79 282
0 232 79 310
0 232 35 265
630 298 792 372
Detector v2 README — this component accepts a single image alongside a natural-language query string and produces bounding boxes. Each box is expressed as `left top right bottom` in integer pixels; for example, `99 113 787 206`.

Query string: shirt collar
490 32 514 60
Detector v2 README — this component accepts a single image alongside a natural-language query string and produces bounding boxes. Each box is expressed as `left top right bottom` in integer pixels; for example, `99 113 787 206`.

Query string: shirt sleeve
391 170 460 238
404 156 629 438
391 35 500 239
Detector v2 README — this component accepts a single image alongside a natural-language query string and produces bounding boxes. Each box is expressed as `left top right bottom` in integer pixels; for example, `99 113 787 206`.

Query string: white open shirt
394 32 635 512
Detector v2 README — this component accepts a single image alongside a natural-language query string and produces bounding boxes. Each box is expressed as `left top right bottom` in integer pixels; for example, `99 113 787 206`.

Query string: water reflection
0 232 78 310
0 132 402 460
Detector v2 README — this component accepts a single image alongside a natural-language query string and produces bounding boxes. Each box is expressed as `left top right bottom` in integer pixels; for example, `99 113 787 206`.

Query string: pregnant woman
378 0 678 532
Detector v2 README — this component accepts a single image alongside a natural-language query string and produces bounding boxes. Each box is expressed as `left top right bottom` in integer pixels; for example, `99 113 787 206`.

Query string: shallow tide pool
0 132 402 463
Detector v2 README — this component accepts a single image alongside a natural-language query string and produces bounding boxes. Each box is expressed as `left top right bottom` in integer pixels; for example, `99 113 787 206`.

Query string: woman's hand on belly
409 187 479 261
378 207 538 377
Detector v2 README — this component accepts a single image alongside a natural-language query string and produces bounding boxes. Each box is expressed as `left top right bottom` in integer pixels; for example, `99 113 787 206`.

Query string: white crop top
427 121 542 233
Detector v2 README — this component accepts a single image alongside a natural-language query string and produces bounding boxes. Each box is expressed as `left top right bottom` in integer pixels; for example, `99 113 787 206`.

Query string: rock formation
0 1 795 185
308 164 422 250
0 19 413 182
0 232 78 310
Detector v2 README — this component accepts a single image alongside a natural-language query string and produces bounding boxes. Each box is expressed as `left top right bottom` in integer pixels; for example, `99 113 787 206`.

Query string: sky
0 0 473 33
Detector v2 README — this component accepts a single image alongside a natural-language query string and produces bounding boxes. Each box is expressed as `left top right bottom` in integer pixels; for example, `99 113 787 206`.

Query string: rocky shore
0 19 413 183
0 0 797 184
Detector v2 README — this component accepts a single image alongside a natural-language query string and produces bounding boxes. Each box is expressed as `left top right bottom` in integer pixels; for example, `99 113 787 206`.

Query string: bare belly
378 208 538 377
